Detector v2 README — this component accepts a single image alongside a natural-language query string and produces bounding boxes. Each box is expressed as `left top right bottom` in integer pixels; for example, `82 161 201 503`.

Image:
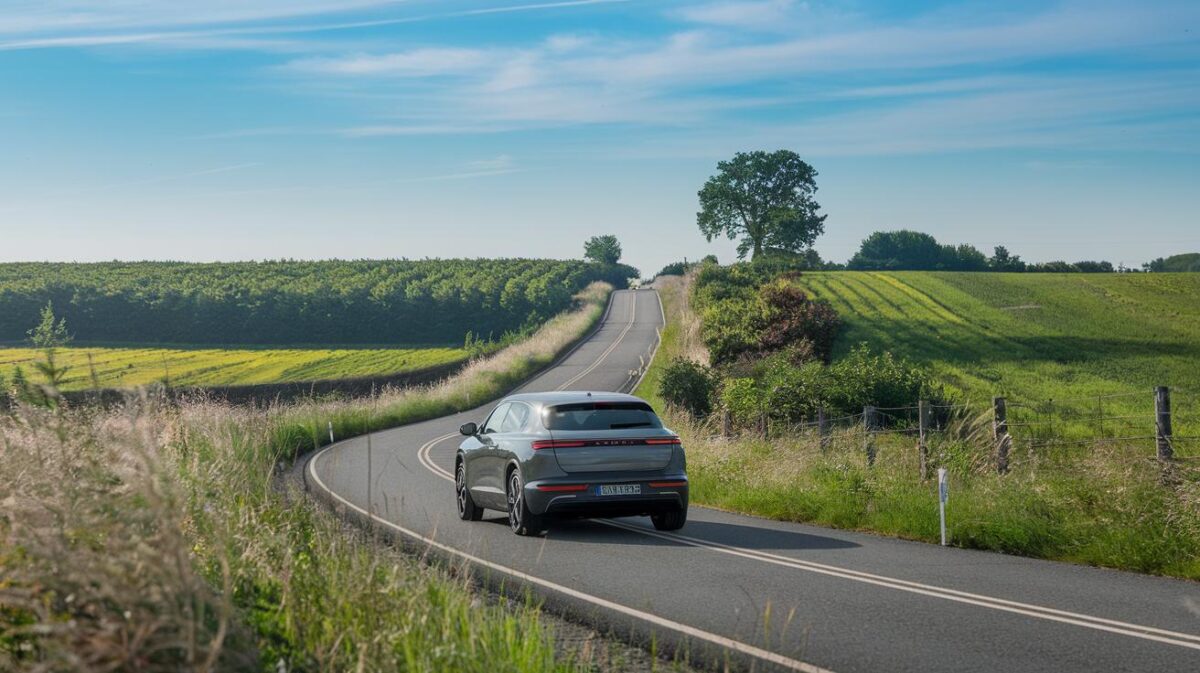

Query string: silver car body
455 391 688 533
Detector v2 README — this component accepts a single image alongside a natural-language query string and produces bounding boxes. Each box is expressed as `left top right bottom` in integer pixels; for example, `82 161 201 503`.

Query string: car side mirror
459 422 478 436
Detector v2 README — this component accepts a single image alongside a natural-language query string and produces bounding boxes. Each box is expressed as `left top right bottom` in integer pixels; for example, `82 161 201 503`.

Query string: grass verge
640 274 1200 581
1 283 631 671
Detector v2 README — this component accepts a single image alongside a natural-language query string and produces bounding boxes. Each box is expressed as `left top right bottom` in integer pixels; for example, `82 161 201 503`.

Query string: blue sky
0 0 1197 274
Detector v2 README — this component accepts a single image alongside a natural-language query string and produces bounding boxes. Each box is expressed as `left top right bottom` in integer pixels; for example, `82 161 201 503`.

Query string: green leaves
697 150 826 260
583 234 623 265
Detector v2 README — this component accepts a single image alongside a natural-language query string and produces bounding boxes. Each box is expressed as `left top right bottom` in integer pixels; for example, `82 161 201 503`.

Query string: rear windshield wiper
609 422 653 429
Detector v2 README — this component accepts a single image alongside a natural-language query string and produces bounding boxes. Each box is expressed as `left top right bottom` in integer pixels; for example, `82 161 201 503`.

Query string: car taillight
535 484 589 492
644 436 681 445
649 481 687 488
531 439 587 450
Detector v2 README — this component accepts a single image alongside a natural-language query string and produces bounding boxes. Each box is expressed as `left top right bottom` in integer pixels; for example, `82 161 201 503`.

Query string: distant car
455 391 688 536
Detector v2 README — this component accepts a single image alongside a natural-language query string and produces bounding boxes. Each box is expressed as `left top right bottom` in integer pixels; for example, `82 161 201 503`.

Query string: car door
471 402 511 508
496 401 535 473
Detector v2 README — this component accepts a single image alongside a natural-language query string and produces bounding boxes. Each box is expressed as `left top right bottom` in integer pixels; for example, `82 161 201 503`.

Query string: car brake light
649 480 688 488
536 484 589 492
644 436 681 445
531 439 587 450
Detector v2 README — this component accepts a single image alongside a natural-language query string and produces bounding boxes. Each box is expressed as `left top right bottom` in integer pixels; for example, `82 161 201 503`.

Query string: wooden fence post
1155 386 1173 462
721 407 732 438
993 396 1010 474
818 408 831 452
863 406 876 466
918 400 930 480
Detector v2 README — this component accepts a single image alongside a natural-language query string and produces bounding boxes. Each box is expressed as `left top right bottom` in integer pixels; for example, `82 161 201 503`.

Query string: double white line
417 429 1200 652
597 520 1200 651
317 435 831 673
556 290 638 390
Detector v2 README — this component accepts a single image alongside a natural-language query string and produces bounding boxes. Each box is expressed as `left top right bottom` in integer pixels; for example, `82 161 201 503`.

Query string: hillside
0 259 635 345
0 343 466 391
791 271 1200 436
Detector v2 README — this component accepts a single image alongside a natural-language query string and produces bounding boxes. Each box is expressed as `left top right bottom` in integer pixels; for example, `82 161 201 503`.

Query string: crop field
791 271 1200 445
0 344 467 391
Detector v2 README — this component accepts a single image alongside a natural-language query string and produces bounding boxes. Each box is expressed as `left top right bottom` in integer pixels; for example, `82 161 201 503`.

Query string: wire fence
710 385 1199 479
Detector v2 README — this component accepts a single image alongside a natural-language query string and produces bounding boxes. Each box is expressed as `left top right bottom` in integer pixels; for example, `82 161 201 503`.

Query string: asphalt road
305 288 1200 673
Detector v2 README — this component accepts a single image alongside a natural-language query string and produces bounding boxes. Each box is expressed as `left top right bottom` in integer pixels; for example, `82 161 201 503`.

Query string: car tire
456 461 483 521
507 469 546 536
651 506 687 531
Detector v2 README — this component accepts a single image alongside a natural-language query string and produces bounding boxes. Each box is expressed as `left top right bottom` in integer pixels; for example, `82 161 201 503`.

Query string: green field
0 344 467 390
791 271 1200 442
639 272 1200 578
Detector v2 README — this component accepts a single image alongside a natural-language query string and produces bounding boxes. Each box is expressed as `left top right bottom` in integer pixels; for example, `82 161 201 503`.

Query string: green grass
2 284 636 671
0 343 467 390
640 272 1200 580
791 271 1200 445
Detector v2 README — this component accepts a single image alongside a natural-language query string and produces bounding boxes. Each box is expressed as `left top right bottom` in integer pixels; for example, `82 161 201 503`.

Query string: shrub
697 277 840 365
658 357 720 417
720 376 766 423
756 280 840 360
724 345 944 425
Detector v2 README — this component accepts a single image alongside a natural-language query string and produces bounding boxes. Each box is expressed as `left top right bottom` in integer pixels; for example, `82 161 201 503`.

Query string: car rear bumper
525 478 688 517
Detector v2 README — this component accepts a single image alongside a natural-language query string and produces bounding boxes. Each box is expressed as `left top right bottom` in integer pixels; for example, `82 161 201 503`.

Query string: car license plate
597 484 641 496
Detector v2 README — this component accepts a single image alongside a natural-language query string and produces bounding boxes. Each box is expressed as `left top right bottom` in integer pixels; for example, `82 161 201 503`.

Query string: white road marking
418 432 1200 652
313 284 1200 673
308 444 831 673
556 290 638 390
628 291 665 393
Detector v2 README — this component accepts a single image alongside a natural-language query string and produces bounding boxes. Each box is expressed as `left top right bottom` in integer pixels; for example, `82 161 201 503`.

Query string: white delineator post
328 421 335 444
938 468 949 546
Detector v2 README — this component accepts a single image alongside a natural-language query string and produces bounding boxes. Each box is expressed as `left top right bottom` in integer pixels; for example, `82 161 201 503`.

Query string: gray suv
456 391 688 536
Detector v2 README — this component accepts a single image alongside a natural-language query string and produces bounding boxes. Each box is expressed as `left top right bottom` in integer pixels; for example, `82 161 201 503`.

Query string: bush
724 345 943 425
697 277 840 365
756 280 840 359
658 358 720 417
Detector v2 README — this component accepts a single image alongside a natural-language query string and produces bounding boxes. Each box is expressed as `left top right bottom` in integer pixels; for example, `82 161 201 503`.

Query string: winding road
305 289 1200 673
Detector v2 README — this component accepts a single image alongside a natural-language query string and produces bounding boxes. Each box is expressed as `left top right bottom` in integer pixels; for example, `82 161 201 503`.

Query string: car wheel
456 461 483 521
507 469 546 536
651 506 687 531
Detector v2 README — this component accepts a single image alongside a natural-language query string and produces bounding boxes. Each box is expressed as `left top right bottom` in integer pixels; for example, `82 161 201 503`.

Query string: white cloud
466 155 514 171
674 0 801 30
287 48 487 76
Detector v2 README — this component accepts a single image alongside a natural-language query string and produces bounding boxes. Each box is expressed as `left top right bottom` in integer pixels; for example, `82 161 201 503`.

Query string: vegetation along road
306 288 1200 673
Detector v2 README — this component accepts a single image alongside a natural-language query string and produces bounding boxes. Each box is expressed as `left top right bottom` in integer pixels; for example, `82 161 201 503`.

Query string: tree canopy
0 259 638 345
1144 253 1200 272
583 235 622 265
848 230 988 270
697 150 826 260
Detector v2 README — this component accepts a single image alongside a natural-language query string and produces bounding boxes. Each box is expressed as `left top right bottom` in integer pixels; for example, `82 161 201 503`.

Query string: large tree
583 235 622 264
697 150 826 260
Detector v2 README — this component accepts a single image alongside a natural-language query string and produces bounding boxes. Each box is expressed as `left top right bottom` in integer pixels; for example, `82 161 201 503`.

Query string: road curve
306 289 1200 673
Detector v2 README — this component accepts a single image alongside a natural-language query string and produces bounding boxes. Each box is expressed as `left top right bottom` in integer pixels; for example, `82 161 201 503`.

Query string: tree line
0 259 637 345
846 231 1132 272
689 150 1190 274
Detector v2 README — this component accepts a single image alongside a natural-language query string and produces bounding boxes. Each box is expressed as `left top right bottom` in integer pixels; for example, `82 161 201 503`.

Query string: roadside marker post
938 468 949 546
328 421 334 444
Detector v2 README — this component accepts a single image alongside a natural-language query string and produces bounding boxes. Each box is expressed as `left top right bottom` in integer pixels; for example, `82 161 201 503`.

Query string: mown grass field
0 344 467 390
791 271 1200 444
640 272 1200 579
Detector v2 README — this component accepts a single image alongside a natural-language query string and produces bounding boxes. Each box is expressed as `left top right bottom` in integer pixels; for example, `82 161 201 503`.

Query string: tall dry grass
1 284 612 672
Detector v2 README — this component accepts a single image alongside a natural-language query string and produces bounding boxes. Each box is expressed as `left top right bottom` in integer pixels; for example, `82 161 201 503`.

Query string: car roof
502 391 649 407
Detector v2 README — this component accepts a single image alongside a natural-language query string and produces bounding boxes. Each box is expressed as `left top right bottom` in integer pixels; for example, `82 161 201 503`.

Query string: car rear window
543 402 663 431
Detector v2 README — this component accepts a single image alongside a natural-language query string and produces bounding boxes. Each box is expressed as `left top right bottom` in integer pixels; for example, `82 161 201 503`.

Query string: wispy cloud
0 0 633 52
287 48 487 76
673 0 802 30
